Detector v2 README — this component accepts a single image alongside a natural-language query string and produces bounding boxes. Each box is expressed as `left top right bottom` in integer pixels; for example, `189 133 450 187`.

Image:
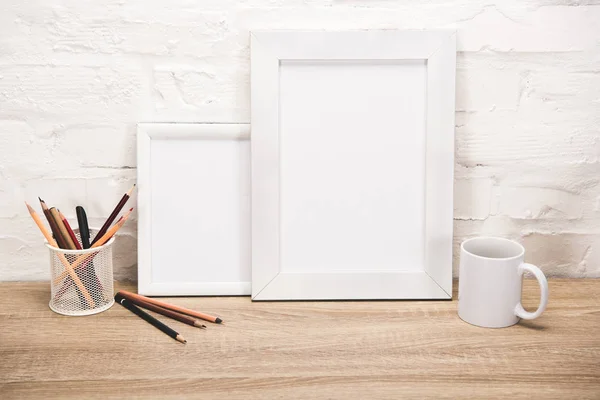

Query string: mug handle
514 263 549 320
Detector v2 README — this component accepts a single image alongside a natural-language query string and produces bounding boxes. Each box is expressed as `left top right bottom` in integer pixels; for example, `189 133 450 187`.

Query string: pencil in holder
47 229 115 316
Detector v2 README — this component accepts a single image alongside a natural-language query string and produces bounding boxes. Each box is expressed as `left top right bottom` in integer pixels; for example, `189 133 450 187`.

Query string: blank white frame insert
251 30 456 300
137 123 251 296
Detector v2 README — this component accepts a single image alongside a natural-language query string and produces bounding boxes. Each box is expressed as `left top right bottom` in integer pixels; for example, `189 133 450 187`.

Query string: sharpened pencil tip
176 335 187 344
215 317 222 324
194 321 207 329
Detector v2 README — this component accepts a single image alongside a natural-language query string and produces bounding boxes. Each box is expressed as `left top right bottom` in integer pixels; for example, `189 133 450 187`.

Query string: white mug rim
461 236 525 262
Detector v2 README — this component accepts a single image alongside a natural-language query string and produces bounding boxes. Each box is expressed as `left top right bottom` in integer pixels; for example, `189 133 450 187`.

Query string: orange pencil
25 202 94 307
91 207 133 248
91 185 135 246
119 290 223 324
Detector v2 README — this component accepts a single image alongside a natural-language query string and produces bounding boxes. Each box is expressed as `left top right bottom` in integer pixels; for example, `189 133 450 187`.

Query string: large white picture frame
251 31 456 300
137 123 251 296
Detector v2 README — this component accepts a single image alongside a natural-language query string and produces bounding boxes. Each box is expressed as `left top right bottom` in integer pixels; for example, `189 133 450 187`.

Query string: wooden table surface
0 279 599 399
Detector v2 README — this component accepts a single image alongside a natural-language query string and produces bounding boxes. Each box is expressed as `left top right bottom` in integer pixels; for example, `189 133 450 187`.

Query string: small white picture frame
251 30 456 300
137 123 251 296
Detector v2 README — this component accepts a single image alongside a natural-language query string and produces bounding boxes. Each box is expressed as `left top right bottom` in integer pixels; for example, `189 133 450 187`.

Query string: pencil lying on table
118 290 222 324
117 291 206 329
115 293 186 344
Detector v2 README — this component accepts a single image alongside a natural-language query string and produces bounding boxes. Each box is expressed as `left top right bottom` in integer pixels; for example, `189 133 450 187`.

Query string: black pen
76 206 91 249
75 205 104 305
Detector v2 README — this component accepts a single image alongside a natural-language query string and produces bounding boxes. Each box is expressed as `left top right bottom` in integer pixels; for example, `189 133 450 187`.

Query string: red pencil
59 210 82 250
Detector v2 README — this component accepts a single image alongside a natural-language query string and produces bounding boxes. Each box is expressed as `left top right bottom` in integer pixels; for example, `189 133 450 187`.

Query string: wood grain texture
0 279 599 399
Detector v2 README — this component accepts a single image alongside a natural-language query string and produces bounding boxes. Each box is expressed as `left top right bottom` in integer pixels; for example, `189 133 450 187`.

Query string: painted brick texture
1 1 598 280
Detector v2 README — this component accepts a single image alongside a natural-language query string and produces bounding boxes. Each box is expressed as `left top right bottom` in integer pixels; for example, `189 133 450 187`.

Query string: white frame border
137 123 251 296
251 30 456 300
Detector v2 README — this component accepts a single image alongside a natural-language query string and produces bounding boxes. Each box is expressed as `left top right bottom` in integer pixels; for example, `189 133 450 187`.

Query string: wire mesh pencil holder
47 229 115 316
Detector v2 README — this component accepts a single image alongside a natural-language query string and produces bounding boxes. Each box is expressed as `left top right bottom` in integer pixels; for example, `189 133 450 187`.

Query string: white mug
458 237 549 328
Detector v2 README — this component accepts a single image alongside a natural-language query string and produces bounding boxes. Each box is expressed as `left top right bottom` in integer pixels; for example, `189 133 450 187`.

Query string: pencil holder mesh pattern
47 229 115 316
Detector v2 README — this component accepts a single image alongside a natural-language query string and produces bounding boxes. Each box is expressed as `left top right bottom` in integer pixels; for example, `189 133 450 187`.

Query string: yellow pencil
25 202 95 307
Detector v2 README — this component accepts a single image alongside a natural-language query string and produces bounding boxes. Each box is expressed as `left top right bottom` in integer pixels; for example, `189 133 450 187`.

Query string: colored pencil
42 200 87 305
41 201 88 307
52 208 133 285
25 202 94 307
59 210 82 250
91 185 135 246
42 202 87 306
39 198 69 249
93 207 133 247
115 293 186 344
117 291 206 329
55 210 105 305
50 207 76 250
56 209 92 306
118 290 222 324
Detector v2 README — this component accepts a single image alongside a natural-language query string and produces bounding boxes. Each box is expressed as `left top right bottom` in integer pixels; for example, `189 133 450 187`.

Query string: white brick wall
1 1 598 281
